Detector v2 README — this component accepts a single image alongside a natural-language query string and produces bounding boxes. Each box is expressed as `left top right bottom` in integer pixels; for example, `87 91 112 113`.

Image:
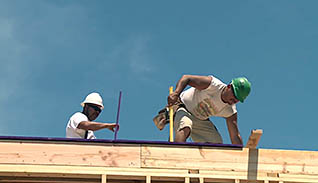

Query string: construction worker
167 75 251 145
66 92 118 139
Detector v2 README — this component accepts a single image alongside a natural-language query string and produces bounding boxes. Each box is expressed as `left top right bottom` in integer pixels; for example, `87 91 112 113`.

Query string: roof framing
0 136 317 183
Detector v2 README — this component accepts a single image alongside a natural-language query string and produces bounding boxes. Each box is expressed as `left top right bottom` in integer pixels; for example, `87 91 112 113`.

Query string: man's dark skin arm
77 121 118 132
225 113 243 145
168 75 212 106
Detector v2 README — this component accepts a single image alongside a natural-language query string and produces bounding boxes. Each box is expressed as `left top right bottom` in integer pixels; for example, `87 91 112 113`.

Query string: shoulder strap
84 131 88 139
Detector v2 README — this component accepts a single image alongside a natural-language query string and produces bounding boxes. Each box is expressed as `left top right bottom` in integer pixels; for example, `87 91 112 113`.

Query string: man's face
224 85 239 105
229 85 240 105
86 103 102 121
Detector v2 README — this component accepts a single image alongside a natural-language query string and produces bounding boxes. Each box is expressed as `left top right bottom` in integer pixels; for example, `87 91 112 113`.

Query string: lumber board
141 145 318 175
0 164 189 177
245 129 263 149
1 164 318 183
0 139 318 182
0 176 100 183
0 165 318 183
0 142 140 168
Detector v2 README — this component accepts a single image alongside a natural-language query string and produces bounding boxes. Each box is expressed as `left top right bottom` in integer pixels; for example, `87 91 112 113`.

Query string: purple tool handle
114 91 122 141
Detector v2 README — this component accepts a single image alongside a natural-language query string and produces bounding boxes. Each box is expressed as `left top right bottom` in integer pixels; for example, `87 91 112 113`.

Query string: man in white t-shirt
66 92 118 139
167 75 251 145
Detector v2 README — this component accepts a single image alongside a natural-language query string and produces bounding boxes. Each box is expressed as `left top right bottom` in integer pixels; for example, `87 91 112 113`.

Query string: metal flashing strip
0 136 243 148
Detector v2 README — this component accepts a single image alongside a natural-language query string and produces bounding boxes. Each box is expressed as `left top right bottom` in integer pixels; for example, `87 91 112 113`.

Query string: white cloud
127 36 153 74
0 18 29 103
102 35 154 76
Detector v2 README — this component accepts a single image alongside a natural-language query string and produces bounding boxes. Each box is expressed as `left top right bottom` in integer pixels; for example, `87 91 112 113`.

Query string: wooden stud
101 174 106 183
146 175 151 183
235 179 240 183
184 177 190 183
199 177 204 183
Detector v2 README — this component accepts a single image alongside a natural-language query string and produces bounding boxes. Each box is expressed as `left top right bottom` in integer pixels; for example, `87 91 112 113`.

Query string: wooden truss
0 131 317 183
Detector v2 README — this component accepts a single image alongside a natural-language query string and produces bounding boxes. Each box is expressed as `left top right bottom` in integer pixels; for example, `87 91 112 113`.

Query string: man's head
81 92 104 121
231 77 251 103
221 77 251 105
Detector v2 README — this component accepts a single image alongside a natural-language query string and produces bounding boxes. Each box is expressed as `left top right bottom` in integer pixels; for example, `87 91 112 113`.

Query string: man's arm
77 121 118 132
168 75 212 106
225 113 243 145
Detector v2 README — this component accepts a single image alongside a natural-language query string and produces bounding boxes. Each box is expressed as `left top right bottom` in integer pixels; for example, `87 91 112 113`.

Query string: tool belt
152 98 185 131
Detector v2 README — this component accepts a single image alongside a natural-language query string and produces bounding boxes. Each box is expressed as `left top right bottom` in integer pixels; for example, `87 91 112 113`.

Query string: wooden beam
1 165 318 183
0 142 140 168
0 176 100 183
142 145 318 175
245 129 263 149
0 139 318 182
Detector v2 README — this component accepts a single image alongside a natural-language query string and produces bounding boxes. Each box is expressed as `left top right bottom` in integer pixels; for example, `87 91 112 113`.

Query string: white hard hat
80 92 104 109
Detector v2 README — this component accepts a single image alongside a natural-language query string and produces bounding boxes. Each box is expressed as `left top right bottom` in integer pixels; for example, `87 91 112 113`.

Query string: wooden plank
0 176 100 183
1 141 318 182
201 170 263 181
203 178 239 183
0 164 190 177
0 142 140 168
141 145 318 175
141 145 248 170
276 173 318 183
0 172 99 179
245 129 263 149
0 164 318 183
2 140 318 176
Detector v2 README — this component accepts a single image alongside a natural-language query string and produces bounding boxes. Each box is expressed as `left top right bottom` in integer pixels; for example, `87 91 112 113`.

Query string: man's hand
167 92 179 106
107 123 119 132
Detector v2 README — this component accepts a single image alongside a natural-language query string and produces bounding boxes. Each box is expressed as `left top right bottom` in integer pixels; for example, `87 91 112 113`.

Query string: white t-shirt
180 75 237 120
66 112 96 139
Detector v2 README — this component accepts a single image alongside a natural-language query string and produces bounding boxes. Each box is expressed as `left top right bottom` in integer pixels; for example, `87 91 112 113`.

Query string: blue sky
0 0 317 151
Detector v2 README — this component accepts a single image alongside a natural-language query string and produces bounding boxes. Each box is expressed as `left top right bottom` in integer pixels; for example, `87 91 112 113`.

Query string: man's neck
220 87 227 104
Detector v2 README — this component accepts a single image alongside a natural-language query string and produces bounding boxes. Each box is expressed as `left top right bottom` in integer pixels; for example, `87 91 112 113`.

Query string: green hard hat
231 77 251 103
